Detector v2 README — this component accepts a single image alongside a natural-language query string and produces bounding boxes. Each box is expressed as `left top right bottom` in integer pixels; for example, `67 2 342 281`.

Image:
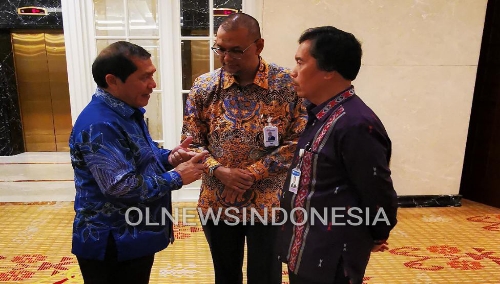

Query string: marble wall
0 31 23 155
0 0 62 155
261 0 488 196
0 0 63 29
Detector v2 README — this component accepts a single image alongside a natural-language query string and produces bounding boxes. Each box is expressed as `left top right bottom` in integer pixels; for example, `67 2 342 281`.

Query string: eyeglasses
211 38 259 60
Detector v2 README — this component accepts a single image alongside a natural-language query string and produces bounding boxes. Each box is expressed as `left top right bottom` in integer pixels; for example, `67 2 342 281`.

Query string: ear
255 38 264 55
323 70 336 80
105 74 118 88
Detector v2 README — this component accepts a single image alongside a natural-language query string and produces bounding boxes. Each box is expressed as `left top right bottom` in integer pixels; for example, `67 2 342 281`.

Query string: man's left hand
169 136 197 167
221 186 245 204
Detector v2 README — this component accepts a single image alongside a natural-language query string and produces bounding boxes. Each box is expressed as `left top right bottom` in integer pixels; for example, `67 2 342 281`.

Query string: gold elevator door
12 32 72 152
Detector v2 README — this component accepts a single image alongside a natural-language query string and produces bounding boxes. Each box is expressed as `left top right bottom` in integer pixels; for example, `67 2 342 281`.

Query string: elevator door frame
11 30 72 152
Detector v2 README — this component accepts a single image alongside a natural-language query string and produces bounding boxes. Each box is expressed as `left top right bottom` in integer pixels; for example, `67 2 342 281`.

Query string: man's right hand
175 151 208 185
372 241 389 252
214 167 254 191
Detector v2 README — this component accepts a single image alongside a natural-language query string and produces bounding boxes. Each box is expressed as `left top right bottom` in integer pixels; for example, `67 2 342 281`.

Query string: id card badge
263 125 278 147
289 149 305 194
263 117 279 147
288 168 301 194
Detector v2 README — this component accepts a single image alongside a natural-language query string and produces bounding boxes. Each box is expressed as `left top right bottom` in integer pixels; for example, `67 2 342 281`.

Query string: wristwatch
209 165 221 177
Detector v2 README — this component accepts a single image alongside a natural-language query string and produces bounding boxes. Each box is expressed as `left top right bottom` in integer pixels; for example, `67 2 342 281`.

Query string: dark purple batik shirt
278 86 398 283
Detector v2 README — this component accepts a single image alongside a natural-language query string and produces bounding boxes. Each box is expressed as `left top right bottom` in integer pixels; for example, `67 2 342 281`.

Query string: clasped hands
168 137 208 185
213 167 254 204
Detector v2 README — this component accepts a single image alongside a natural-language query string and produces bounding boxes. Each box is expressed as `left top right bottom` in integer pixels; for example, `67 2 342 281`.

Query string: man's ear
105 74 118 88
255 38 264 55
324 70 336 80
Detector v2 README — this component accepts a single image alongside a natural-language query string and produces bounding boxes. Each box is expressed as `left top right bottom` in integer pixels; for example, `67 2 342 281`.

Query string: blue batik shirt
69 88 183 261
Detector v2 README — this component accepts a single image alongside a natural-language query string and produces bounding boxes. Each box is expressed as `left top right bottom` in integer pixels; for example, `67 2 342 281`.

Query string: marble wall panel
0 0 63 29
0 0 63 155
0 31 23 156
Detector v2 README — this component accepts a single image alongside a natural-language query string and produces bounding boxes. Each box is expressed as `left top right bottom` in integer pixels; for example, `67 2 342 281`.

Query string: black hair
299 26 362 80
92 41 151 88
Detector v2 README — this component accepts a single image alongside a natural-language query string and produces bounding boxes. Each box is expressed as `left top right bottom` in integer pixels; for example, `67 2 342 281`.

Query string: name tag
263 125 279 147
289 168 301 194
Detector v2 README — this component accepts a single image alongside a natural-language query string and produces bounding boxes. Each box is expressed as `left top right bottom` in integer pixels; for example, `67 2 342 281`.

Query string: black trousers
202 219 282 284
288 257 350 284
76 235 155 284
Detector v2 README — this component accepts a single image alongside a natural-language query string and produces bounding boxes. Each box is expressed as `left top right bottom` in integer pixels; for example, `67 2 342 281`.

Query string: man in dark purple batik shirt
278 27 398 284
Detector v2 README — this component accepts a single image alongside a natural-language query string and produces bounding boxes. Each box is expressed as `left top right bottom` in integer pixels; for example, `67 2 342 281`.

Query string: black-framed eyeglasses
211 38 259 60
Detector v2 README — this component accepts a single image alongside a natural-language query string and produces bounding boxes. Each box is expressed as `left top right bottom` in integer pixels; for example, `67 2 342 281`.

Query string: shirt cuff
161 170 183 190
247 161 268 181
160 149 172 166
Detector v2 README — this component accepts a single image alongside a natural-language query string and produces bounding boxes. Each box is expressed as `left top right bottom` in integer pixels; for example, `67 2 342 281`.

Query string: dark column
0 31 23 155
460 0 500 208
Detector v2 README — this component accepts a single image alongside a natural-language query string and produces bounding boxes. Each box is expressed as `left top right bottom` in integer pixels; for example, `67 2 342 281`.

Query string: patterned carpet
0 200 499 283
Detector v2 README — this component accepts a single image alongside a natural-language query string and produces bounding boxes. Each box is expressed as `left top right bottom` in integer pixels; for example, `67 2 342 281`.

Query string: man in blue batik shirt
69 41 208 284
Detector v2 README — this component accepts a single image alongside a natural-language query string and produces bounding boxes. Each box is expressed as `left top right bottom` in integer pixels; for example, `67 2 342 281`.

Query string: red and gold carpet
0 200 499 283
